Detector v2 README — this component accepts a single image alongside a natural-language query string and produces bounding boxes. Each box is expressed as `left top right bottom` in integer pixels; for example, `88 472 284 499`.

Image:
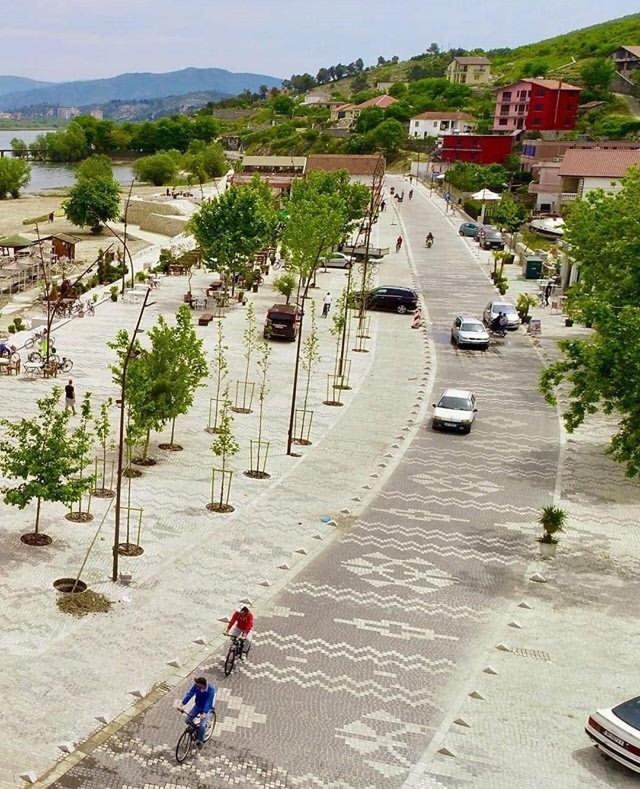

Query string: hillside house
493 79 581 132
330 95 397 127
410 111 476 139
612 46 640 76
557 148 640 202
439 133 514 165
446 56 492 86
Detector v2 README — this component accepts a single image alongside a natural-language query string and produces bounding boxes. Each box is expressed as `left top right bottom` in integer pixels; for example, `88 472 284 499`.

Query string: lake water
0 129 135 192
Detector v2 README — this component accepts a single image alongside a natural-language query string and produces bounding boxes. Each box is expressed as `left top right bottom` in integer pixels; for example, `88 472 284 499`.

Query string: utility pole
112 288 151 582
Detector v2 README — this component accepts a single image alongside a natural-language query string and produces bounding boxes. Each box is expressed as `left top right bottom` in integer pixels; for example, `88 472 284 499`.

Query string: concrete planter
538 540 558 559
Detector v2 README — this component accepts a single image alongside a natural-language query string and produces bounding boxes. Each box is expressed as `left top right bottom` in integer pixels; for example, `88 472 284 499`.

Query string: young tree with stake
209 392 240 512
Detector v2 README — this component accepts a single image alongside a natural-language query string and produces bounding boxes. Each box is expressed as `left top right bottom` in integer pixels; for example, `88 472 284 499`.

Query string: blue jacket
182 682 216 713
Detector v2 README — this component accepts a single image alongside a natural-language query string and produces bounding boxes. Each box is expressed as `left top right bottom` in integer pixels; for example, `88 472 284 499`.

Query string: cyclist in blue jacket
178 676 216 748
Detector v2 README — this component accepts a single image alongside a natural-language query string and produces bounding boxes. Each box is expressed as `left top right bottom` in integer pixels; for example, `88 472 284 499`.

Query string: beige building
330 95 397 127
557 148 640 202
446 56 492 86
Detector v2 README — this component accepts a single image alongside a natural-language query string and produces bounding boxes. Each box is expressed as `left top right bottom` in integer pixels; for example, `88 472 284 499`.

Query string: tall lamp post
112 287 152 582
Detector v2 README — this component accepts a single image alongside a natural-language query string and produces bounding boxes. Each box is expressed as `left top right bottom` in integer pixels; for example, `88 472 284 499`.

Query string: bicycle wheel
27 351 42 363
203 711 216 742
61 358 73 373
175 729 193 763
224 645 236 677
24 337 34 349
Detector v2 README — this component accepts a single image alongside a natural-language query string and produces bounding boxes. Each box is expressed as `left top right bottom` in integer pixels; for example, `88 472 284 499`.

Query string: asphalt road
51 179 559 789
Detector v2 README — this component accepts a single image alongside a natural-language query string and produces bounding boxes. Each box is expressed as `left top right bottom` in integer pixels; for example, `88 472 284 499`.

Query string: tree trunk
142 429 150 461
34 497 41 534
170 417 176 445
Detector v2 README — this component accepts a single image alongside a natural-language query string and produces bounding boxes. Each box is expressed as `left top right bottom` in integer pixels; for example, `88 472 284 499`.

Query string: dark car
263 304 301 341
478 226 505 250
365 286 418 314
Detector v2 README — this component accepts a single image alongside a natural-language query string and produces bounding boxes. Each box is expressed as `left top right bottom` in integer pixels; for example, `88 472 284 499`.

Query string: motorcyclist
425 232 434 247
499 312 509 331
491 312 504 333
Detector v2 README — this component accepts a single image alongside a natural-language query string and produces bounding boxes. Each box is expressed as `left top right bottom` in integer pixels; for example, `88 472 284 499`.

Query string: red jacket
228 609 254 634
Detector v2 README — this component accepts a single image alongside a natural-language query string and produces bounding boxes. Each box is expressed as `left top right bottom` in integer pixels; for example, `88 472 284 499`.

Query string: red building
493 79 581 132
440 134 514 165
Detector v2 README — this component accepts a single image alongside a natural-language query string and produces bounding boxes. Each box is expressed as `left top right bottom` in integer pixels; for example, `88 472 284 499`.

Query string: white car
586 697 640 773
321 252 353 269
451 315 490 350
431 389 477 434
483 301 520 330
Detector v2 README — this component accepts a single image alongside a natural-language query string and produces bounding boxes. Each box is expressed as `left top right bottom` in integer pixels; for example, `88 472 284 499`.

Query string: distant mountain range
0 67 282 111
0 75 52 96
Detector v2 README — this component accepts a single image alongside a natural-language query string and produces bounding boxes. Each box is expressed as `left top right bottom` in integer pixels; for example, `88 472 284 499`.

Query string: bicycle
224 633 249 676
24 328 48 349
175 708 216 763
26 351 73 373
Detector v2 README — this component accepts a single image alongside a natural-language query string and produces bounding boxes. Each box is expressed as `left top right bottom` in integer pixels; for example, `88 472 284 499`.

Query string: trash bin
522 255 543 279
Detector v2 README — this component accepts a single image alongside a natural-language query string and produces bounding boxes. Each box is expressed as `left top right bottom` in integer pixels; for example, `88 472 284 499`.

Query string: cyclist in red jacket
225 606 254 657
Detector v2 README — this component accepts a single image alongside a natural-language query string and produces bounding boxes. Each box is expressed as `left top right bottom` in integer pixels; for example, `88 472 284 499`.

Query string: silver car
431 388 477 434
321 252 353 269
483 301 520 330
451 315 490 350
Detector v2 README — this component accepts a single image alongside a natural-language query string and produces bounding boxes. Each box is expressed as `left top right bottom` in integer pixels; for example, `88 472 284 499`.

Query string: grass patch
520 228 556 252
57 589 113 617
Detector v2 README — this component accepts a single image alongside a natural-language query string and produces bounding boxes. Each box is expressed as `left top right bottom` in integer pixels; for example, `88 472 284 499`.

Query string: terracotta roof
619 45 640 58
411 111 475 122
353 95 397 110
558 149 640 178
526 78 581 91
452 56 491 65
306 154 385 176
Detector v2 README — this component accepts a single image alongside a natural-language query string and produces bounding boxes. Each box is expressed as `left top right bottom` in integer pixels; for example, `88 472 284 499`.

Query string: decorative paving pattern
50 178 559 788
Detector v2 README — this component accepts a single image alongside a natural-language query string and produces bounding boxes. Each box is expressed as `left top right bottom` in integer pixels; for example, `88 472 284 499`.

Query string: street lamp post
112 287 152 583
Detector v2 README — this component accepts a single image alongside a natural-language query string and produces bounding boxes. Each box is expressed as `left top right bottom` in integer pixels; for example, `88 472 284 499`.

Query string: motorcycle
425 236 434 248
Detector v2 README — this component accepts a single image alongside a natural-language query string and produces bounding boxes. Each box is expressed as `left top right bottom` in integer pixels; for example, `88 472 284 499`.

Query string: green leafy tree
493 194 528 245
10 137 28 158
164 306 209 448
355 107 385 134
76 154 113 181
189 185 271 295
93 398 114 495
210 392 239 509
540 167 640 476
133 151 181 185
301 301 320 414
273 271 298 304
0 387 90 541
249 341 272 476
209 320 229 433
580 59 614 98
66 393 95 520
0 157 31 199
63 176 121 234
366 118 406 157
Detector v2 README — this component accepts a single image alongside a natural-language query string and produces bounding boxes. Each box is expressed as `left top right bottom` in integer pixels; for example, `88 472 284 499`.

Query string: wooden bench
198 313 214 326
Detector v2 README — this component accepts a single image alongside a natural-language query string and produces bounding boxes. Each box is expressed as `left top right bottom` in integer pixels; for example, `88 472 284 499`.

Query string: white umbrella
472 189 501 225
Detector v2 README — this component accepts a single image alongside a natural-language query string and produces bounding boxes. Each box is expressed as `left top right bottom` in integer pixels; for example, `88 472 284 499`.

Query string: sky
4 0 640 83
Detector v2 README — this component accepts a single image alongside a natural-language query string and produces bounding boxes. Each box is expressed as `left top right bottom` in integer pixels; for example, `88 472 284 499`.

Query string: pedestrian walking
322 292 332 318
380 200 386 212
64 379 76 415
544 281 553 306
395 235 403 253
409 189 414 200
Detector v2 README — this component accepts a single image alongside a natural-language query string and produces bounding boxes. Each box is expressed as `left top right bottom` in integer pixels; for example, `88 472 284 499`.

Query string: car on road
478 226 505 250
483 301 520 330
586 696 640 773
321 252 353 269
352 286 418 314
451 316 490 350
431 389 477 434
459 222 479 238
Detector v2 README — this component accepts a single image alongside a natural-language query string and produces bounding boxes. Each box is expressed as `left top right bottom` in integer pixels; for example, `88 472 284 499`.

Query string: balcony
560 192 578 202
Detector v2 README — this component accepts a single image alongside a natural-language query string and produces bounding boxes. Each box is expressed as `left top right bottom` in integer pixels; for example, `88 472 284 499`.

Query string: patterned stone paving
49 177 559 788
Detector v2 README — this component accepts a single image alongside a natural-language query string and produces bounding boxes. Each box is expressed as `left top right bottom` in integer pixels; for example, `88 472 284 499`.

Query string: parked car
321 252 353 269
459 222 479 238
431 389 477 434
263 304 301 341
451 316 490 350
586 696 640 774
355 286 418 314
483 301 520 330
478 226 505 250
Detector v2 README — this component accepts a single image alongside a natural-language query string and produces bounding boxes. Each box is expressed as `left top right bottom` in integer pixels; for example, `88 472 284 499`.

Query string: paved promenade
5 178 638 789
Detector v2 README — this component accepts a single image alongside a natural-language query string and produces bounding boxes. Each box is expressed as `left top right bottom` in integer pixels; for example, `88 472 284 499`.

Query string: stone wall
141 213 188 236
126 199 186 226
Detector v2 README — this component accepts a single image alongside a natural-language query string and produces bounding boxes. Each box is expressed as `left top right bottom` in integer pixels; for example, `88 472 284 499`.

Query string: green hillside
488 13 640 83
